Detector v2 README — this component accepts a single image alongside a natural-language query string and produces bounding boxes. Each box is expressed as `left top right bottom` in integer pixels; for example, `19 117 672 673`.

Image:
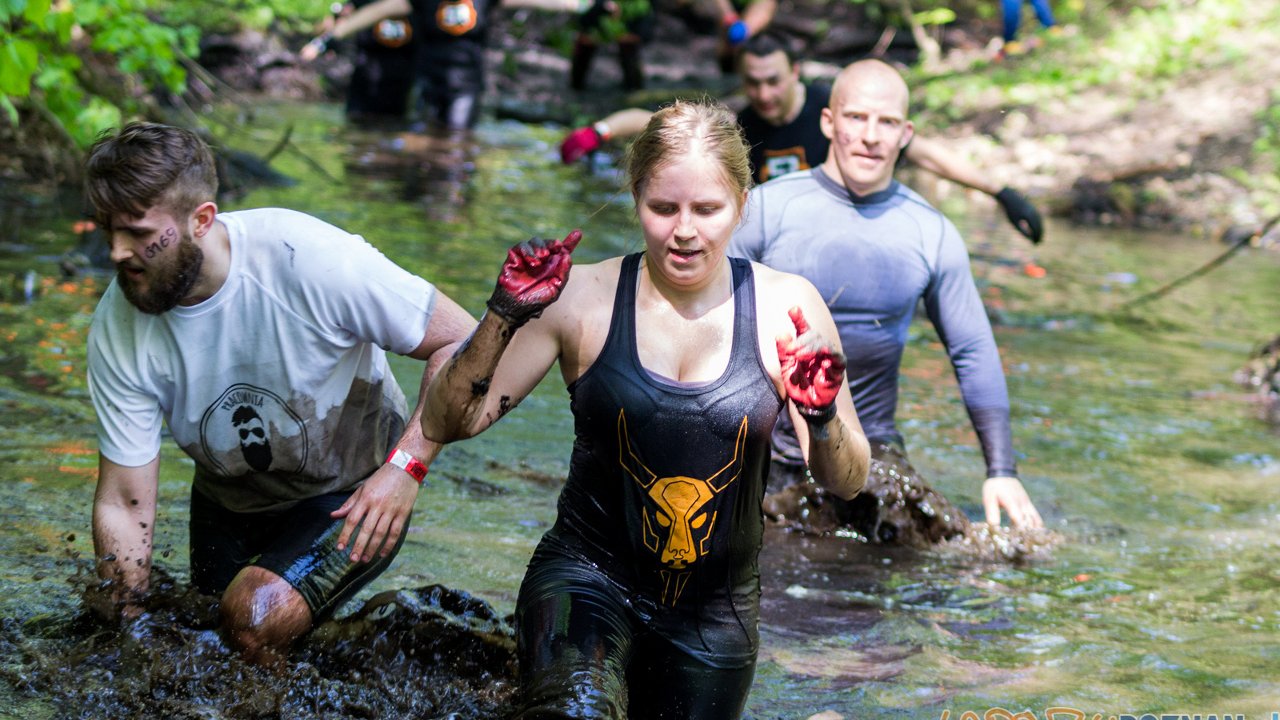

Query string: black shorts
188 486 408 620
414 52 485 130
346 46 416 119
514 540 756 719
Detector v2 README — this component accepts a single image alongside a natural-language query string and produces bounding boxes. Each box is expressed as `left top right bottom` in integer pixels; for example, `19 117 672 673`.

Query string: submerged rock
763 441 1057 563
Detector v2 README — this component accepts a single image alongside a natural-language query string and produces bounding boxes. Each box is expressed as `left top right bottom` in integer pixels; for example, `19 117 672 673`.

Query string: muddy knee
220 567 312 664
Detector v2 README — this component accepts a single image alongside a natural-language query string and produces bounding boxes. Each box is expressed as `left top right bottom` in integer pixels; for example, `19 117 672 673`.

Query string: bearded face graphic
231 405 273 472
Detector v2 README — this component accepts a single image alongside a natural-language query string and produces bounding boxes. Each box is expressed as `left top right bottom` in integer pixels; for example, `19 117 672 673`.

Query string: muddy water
1 101 1278 719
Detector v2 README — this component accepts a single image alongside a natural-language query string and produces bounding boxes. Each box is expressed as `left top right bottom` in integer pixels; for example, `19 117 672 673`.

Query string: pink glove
776 307 845 424
560 126 603 164
487 230 584 328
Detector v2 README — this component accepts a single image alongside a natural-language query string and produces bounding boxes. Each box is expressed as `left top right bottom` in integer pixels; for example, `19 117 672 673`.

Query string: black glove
995 187 1044 244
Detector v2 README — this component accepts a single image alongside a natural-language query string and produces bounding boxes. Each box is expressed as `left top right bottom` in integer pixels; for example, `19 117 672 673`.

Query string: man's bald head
830 59 910 117
819 58 914 196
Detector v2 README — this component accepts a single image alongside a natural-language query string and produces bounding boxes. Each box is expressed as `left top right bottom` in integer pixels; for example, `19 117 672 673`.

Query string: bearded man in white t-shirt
84 122 476 665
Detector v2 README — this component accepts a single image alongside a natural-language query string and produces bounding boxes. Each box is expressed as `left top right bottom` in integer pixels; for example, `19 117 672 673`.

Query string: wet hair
622 98 753 211
85 122 218 226
739 30 799 68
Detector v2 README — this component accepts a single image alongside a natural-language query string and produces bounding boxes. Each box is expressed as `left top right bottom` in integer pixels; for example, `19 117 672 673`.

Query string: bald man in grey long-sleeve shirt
730 58 1042 529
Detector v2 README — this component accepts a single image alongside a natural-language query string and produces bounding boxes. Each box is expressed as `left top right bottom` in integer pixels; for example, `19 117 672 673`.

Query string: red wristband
386 448 428 484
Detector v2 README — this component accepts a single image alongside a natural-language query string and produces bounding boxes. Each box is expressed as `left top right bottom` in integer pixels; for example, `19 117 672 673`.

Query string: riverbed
1 102 1277 719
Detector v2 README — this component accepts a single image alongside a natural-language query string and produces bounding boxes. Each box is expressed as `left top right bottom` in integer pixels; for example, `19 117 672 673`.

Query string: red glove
487 230 583 328
560 126 603 164
776 306 845 424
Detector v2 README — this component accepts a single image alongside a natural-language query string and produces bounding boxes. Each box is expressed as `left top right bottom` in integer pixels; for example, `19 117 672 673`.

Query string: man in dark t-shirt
302 0 578 131
344 0 417 120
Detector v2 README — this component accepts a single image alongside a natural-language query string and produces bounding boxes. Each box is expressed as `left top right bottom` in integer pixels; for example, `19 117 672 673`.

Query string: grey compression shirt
729 167 1017 478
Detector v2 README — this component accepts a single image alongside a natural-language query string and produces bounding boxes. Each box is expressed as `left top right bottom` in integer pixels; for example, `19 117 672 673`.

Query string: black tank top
550 253 783 667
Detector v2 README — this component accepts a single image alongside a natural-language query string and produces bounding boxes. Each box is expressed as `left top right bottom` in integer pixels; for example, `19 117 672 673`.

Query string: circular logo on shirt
436 0 478 35
199 384 308 476
373 18 412 47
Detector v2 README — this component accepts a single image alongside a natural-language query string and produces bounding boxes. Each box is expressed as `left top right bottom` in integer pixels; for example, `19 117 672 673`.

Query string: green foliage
913 7 955 27
1 0 199 148
0 0 330 152
584 0 652 44
156 0 331 34
1252 90 1280 174
1241 90 1280 217
911 0 1267 125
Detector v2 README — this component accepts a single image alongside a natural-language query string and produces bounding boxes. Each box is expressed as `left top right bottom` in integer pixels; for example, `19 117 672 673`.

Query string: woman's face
636 147 745 290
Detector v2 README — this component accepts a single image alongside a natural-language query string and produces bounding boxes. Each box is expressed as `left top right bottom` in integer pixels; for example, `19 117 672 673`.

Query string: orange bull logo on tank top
436 0 478 35
617 410 749 606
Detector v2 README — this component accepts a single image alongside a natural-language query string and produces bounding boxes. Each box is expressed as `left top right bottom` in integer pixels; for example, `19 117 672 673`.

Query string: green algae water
1 102 1277 719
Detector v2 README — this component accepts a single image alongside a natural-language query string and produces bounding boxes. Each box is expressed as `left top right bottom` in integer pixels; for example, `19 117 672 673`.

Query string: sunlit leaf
914 7 955 26
51 5 75 43
0 38 38 96
0 0 23 23
0 94 18 126
23 0 49 23
73 96 122 145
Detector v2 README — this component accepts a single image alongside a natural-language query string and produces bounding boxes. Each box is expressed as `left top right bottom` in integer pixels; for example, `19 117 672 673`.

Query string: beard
118 233 205 315
239 440 273 472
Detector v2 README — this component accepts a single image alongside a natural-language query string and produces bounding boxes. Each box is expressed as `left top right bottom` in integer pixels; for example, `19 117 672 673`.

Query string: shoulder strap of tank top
728 257 763 374
596 253 642 362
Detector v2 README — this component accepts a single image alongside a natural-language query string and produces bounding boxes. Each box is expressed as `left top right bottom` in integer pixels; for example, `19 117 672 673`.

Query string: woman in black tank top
422 100 870 719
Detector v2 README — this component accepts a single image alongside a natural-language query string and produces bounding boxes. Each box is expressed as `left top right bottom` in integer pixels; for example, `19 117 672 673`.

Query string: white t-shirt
87 208 438 512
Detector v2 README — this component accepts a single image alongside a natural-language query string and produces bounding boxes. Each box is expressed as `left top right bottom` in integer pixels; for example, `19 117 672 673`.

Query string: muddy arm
91 455 159 619
421 303 562 442
422 232 582 443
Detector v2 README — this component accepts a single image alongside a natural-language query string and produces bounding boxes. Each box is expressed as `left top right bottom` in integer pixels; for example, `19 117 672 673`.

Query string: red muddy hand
776 306 845 422
487 230 582 328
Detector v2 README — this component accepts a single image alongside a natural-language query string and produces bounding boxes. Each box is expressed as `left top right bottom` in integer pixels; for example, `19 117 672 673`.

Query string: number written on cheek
143 227 178 259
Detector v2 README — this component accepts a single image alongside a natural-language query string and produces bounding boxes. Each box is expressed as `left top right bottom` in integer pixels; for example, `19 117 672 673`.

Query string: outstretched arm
330 294 477 563
91 455 159 620
739 0 777 37
422 230 583 442
300 0 410 61
777 306 869 500
504 0 587 10
560 108 655 164
905 135 1044 243
924 218 1044 528
904 135 1001 196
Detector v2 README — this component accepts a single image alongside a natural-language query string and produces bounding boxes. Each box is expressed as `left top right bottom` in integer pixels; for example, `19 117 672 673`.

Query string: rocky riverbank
5 0 1279 242
194 0 1280 242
